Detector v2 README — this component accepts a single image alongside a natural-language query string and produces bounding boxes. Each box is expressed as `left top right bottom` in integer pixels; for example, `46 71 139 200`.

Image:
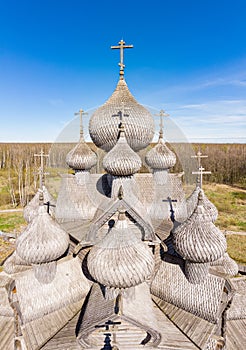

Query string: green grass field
203 183 246 232
0 212 26 233
226 234 246 265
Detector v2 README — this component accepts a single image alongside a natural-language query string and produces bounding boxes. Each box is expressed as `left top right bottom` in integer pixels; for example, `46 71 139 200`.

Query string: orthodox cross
155 109 169 138
34 149 49 189
112 102 130 126
111 39 133 78
163 196 177 222
96 319 124 349
95 320 122 332
191 150 208 168
43 201 56 215
192 166 211 188
74 109 88 140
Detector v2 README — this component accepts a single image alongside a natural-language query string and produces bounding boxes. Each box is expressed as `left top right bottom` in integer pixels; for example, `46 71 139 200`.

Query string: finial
192 166 211 188
74 109 88 140
118 209 126 221
34 149 49 189
191 149 208 168
111 39 133 79
118 185 124 199
119 121 125 133
38 189 44 206
191 149 210 187
154 109 169 139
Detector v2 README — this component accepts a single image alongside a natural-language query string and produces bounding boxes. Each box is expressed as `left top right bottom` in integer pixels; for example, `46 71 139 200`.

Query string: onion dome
16 205 69 264
66 139 97 171
66 111 97 171
87 211 155 289
173 190 226 284
89 78 155 152
103 123 142 176
145 137 176 170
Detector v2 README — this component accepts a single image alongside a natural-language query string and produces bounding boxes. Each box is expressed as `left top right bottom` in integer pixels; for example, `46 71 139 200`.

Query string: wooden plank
227 319 246 350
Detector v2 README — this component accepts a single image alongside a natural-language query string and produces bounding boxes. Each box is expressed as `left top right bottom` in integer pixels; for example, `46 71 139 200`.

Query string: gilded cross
111 39 133 77
74 109 88 140
34 149 49 189
155 109 169 138
192 166 211 188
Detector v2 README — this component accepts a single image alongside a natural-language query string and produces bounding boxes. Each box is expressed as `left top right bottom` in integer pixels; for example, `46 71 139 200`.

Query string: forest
0 142 245 208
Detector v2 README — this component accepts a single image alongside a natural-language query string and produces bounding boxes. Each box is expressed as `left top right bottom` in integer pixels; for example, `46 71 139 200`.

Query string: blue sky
0 0 246 143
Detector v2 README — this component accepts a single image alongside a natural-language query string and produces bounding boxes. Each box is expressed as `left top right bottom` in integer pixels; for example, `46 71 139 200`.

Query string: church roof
151 257 226 323
15 256 90 324
85 188 156 244
210 252 239 276
89 78 155 151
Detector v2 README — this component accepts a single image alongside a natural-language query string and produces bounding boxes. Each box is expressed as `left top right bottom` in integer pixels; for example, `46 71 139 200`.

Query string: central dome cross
111 39 133 78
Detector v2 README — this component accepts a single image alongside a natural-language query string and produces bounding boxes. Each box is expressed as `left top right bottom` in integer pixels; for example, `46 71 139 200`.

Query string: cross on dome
191 149 208 168
192 166 211 188
112 102 130 124
111 39 133 78
74 109 88 139
155 109 169 138
34 149 49 189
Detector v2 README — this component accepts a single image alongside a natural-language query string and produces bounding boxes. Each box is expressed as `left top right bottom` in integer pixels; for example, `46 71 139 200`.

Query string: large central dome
89 78 155 152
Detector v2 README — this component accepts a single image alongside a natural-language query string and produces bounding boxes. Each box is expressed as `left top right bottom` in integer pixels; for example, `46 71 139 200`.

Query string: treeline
190 144 245 188
0 142 245 207
0 143 51 207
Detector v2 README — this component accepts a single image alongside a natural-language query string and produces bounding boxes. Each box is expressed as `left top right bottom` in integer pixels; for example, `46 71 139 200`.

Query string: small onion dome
145 137 176 170
87 211 155 289
173 191 226 283
103 124 142 176
16 206 69 264
66 137 97 171
89 79 155 152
